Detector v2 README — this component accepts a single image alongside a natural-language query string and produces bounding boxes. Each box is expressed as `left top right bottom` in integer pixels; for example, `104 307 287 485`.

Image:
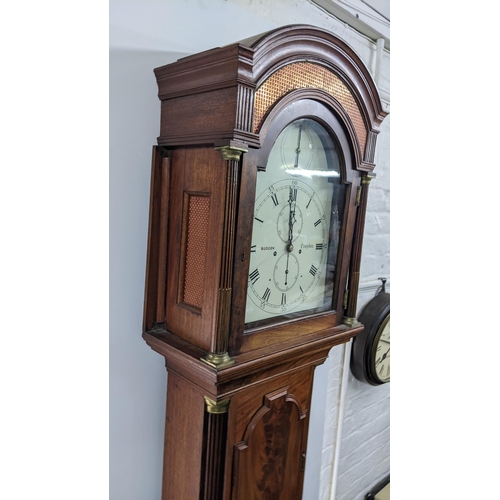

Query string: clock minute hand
284 188 296 285
287 187 295 252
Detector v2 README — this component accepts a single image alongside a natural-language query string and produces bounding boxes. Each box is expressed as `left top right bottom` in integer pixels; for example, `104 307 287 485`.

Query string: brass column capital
361 172 376 185
215 145 248 161
204 396 230 414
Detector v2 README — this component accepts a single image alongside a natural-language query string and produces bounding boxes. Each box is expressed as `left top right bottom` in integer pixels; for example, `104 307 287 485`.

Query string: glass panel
245 118 346 327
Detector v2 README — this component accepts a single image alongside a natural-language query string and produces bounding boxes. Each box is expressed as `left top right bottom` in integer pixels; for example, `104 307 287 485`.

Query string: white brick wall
311 125 390 500
310 47 390 500
312 127 390 500
335 376 390 500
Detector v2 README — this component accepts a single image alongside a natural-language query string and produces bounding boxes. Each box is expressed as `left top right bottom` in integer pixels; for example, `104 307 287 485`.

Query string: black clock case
351 291 390 385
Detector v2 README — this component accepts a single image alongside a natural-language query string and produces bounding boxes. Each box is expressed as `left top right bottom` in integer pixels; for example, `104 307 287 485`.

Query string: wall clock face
244 118 346 327
373 314 390 382
351 292 390 385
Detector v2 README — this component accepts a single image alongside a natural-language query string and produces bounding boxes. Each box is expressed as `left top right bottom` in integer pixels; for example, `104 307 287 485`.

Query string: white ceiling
312 0 390 47
361 0 390 21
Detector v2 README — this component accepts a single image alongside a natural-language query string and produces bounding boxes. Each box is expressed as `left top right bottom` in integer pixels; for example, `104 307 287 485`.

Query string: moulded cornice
153 24 387 153
154 43 255 100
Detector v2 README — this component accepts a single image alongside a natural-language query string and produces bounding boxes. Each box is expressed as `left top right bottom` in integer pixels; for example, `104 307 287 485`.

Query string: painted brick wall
335 376 390 500
315 104 390 500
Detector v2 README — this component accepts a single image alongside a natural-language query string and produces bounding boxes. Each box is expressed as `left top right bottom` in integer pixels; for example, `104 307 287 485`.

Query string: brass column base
201 352 235 369
343 316 361 327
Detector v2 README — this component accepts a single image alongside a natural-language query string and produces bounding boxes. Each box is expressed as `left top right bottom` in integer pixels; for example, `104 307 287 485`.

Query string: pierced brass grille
182 195 210 309
253 61 367 154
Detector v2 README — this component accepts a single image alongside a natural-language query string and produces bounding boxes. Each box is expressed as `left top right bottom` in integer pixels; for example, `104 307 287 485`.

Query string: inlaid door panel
231 386 307 500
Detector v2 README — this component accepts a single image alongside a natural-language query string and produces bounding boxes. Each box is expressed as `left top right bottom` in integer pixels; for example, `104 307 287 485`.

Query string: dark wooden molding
237 387 307 449
249 25 387 131
154 44 255 100
255 93 360 176
143 320 362 400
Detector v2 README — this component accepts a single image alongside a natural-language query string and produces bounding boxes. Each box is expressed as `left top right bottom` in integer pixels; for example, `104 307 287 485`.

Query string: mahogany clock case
141 24 388 500
143 24 388 363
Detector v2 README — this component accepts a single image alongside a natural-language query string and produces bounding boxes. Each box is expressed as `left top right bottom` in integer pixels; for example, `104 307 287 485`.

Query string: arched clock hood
154 24 387 171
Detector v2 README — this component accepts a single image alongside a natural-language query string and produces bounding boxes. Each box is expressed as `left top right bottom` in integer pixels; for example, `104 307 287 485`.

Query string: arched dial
245 118 345 326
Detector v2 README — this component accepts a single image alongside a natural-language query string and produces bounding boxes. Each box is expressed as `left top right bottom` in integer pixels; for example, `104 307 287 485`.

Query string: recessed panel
180 194 211 311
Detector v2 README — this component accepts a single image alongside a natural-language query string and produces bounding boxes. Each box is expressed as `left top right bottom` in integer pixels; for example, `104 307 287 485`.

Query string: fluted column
202 145 247 369
201 396 231 500
343 172 375 326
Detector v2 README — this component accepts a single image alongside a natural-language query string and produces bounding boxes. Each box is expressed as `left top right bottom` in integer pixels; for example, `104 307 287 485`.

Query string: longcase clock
142 24 387 500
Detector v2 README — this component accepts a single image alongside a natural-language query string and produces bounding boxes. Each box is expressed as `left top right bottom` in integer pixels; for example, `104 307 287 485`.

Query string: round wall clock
351 292 390 385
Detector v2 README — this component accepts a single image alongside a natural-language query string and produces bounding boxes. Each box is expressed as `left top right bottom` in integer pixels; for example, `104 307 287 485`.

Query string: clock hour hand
376 349 390 365
284 251 290 286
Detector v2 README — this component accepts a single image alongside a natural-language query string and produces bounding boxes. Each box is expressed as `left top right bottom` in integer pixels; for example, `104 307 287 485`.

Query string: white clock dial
374 317 390 382
247 179 328 318
245 118 345 326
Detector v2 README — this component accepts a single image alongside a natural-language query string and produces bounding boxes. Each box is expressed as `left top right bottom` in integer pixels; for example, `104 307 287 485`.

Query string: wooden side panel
143 146 170 331
162 372 205 500
166 147 225 351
